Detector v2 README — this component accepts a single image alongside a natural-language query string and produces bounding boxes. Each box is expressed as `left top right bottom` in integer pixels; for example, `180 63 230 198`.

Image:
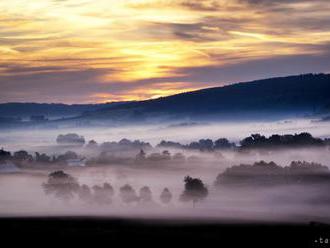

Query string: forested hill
0 102 129 119
1 73 329 122
79 73 330 121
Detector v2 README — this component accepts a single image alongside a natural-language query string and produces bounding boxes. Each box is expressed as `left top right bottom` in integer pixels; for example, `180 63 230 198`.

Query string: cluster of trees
42 170 174 205
0 148 82 167
214 160 330 187
55 133 234 153
157 132 330 152
240 133 326 149
84 138 152 152
55 134 152 153
0 148 12 162
42 171 208 207
56 133 85 146
43 171 80 200
2 132 329 168
88 149 190 166
1 146 190 168
135 149 187 164
158 138 235 151
53 132 329 161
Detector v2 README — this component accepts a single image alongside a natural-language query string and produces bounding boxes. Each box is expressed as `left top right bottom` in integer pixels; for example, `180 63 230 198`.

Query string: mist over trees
86 140 98 149
158 138 235 151
39 158 330 210
56 133 85 146
41 171 209 207
92 183 114 205
1 74 330 129
119 184 139 204
139 186 153 203
240 133 325 149
160 188 172 204
78 184 92 203
157 132 329 152
99 139 151 153
2 73 330 229
42 171 80 201
1 131 330 170
180 176 208 207
13 150 33 162
70 73 330 123
0 148 85 168
214 161 330 187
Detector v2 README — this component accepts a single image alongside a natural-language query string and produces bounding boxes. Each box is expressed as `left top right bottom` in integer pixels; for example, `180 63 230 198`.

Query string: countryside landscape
1 0 330 246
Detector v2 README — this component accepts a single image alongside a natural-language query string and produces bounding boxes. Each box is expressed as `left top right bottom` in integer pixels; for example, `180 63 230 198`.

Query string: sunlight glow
0 0 329 102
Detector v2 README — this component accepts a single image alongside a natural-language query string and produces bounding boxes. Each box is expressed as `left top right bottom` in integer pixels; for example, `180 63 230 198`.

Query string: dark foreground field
0 217 329 247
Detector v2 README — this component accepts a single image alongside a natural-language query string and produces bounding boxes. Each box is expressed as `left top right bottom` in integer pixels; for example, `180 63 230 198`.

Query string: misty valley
1 0 330 243
1 120 330 225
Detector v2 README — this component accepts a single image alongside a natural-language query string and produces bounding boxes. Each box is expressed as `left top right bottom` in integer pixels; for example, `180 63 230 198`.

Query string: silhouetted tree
56 151 78 163
139 186 152 202
214 160 330 187
0 148 11 161
42 171 79 201
180 176 208 207
198 139 214 151
92 182 114 205
214 138 235 150
119 184 138 204
56 133 85 145
240 132 324 149
157 140 184 149
13 150 33 162
288 161 328 173
240 134 267 149
160 188 172 204
86 140 98 149
35 152 51 163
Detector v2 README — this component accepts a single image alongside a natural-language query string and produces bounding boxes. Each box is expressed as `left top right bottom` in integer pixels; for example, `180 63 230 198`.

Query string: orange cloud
0 0 329 103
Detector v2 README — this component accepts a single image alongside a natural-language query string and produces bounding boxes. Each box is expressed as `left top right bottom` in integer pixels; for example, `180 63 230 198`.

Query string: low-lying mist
1 118 330 223
1 118 329 151
1 166 330 223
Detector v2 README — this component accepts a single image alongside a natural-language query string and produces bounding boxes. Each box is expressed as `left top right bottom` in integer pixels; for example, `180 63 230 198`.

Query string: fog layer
1 118 330 223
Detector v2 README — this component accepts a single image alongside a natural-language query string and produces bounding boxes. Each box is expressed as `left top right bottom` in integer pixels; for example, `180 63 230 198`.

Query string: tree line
42 171 208 207
214 160 330 187
56 132 330 152
42 159 330 208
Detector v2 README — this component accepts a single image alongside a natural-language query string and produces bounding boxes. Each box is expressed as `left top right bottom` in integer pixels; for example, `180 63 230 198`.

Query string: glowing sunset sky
0 0 329 103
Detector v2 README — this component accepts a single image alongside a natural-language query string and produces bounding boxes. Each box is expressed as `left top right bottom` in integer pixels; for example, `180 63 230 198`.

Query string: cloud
1 48 329 103
0 0 329 103
179 1 221 11
171 52 330 84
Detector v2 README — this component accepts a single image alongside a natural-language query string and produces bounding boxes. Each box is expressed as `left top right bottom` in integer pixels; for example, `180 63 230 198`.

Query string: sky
0 0 330 103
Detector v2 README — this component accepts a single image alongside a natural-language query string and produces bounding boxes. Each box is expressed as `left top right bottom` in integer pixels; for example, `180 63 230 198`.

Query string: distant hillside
1 73 329 125
79 73 330 122
0 102 128 119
